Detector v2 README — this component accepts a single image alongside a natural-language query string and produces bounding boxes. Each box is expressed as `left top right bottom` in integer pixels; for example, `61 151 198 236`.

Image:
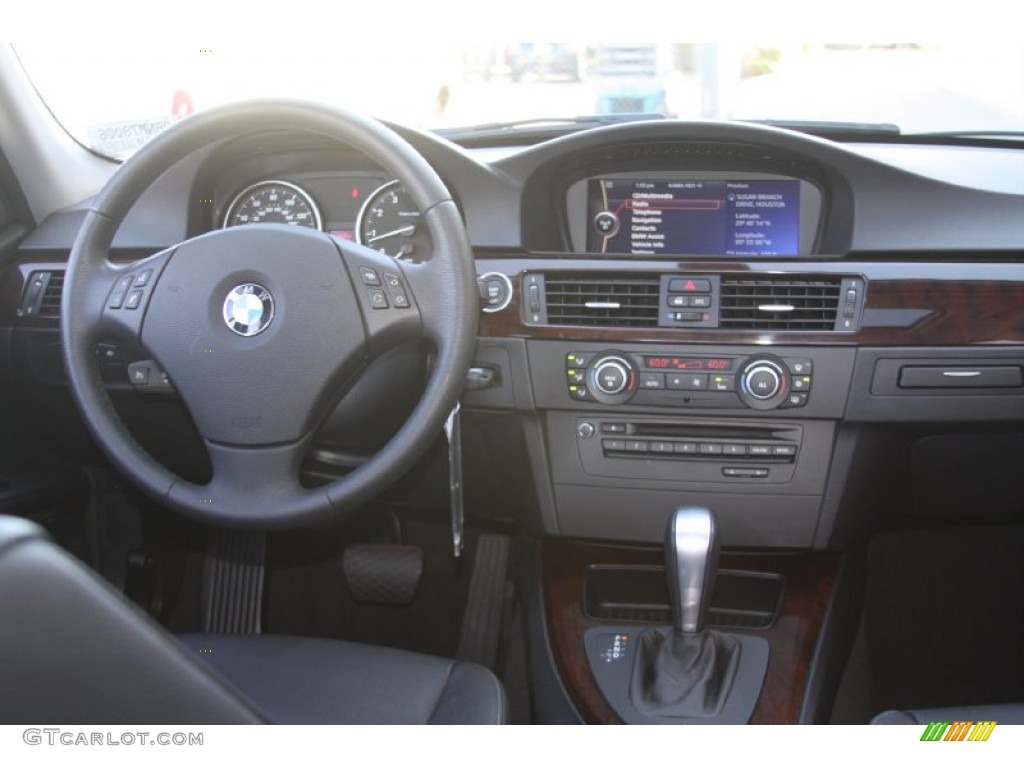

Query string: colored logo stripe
920 721 996 742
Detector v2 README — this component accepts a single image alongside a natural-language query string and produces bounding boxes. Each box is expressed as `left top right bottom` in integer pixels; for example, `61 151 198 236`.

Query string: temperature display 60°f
643 356 734 371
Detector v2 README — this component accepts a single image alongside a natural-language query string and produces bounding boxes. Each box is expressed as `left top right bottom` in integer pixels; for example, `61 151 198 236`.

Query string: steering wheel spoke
168 439 328 529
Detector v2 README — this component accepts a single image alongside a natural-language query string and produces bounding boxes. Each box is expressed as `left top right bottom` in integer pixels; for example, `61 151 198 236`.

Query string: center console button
710 375 736 392
639 373 665 389
745 368 780 399
699 443 723 455
595 362 628 394
680 374 708 390
674 442 698 455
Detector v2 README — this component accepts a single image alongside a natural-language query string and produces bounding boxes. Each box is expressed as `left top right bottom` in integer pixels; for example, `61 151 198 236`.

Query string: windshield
14 42 1024 159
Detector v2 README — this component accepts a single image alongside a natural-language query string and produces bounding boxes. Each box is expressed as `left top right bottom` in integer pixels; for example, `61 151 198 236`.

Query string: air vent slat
545 273 660 328
720 277 841 331
38 272 65 318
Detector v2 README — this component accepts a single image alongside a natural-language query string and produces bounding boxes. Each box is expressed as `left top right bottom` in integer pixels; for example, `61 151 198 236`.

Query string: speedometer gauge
223 180 322 230
356 181 428 259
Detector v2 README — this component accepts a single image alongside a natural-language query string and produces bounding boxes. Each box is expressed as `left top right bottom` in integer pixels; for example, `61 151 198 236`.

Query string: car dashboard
8 118 1024 551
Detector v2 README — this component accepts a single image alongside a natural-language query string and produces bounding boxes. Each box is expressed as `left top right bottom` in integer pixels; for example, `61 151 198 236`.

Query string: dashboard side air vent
19 270 65 320
719 277 843 331
544 273 661 327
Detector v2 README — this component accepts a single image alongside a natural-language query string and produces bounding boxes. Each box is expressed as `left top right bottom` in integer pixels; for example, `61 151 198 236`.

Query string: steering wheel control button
367 288 389 309
222 283 275 336
127 360 175 394
108 291 127 309
116 274 136 292
381 272 412 309
359 267 381 286
124 290 144 310
97 343 122 362
129 363 149 385
134 269 153 288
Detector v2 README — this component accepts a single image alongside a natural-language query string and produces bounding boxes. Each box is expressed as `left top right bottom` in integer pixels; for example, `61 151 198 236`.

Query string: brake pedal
342 543 424 605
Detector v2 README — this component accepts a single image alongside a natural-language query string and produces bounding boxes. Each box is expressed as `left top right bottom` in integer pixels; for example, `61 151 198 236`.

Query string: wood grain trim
541 540 840 724
475 257 1024 346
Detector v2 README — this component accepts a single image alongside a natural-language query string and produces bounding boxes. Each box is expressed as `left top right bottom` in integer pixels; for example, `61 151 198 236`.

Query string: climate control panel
566 350 814 410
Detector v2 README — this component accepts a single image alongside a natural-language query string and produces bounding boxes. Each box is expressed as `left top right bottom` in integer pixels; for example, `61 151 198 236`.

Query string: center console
525 340 857 548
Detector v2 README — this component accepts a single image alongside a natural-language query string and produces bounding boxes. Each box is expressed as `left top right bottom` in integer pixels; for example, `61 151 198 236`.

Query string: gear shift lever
665 507 719 634
586 506 770 723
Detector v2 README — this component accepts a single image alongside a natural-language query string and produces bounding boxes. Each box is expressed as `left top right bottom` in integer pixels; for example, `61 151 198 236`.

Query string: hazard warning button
668 278 712 293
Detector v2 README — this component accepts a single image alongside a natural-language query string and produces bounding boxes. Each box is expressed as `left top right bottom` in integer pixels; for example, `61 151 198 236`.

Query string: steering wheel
62 101 478 529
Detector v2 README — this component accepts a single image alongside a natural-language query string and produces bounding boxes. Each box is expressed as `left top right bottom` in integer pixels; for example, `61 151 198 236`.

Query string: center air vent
544 274 661 327
719 277 843 331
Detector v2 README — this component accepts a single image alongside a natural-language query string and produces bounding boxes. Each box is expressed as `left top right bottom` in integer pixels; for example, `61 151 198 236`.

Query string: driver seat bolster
0 516 265 725
0 515 507 725
179 633 508 725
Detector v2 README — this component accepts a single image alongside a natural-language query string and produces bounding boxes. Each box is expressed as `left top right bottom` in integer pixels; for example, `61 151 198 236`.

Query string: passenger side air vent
719 277 842 331
544 274 661 327
19 270 65 320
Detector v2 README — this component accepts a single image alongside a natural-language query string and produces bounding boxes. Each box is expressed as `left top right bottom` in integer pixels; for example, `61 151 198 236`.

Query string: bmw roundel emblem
223 283 274 337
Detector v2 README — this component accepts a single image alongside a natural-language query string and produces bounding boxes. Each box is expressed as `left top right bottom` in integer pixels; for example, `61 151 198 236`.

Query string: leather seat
872 703 1024 725
0 515 506 725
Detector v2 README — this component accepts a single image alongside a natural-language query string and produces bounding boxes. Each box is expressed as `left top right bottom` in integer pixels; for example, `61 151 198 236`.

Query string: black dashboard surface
14 119 1024 256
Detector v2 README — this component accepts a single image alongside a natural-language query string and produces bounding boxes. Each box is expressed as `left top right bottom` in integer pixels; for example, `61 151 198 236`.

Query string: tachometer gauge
223 180 322 230
356 180 428 259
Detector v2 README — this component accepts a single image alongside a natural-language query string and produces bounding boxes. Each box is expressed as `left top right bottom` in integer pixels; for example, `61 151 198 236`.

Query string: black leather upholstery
180 634 507 724
0 516 506 725
0 516 263 724
872 703 1024 725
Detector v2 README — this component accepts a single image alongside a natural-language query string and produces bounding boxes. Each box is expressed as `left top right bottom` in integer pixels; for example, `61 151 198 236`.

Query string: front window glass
14 43 1024 160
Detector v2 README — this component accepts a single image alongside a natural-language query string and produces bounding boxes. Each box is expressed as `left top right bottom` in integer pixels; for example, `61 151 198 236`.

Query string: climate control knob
587 353 636 404
738 357 790 410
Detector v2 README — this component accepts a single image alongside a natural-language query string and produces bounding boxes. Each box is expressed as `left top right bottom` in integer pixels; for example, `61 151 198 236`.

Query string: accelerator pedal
456 534 511 668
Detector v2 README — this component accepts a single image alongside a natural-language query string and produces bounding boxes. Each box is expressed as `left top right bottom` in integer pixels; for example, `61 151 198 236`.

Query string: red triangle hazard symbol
684 280 696 291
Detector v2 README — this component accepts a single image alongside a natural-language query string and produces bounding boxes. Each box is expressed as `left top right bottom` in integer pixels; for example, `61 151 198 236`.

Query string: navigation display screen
586 178 801 256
